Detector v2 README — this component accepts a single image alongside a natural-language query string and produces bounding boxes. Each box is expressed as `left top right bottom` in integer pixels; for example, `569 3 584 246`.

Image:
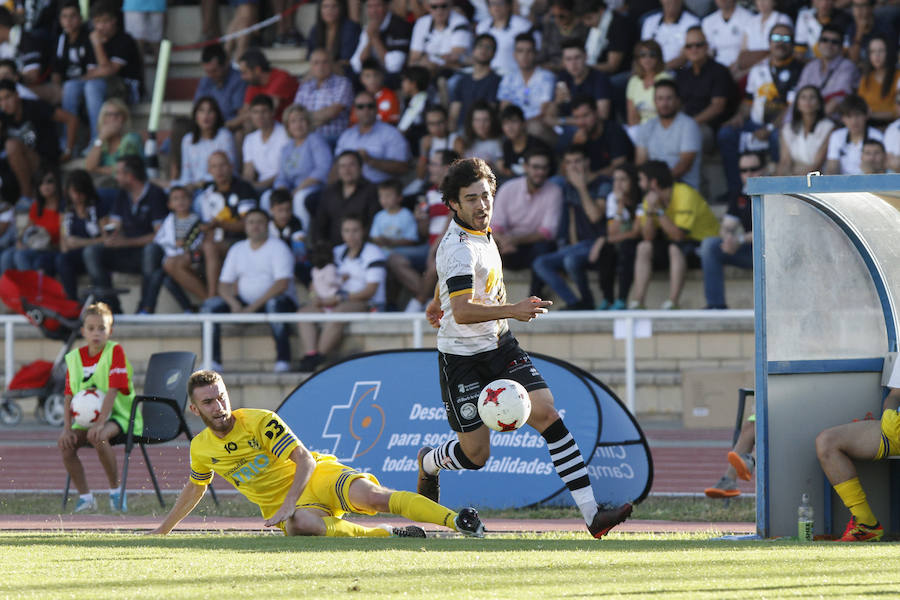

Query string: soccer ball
477 379 531 432
70 389 103 428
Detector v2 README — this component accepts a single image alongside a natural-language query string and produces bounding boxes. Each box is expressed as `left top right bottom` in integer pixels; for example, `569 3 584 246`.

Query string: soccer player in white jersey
416 157 633 539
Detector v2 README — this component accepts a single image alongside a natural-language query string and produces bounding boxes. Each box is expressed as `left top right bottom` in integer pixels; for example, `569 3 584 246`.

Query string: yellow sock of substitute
322 516 389 537
834 478 878 526
388 491 457 530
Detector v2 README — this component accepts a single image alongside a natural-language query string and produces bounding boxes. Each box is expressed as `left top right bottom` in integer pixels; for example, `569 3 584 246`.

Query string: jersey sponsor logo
82 364 98 382
321 380 385 462
248 438 261 449
227 453 270 486
109 367 128 376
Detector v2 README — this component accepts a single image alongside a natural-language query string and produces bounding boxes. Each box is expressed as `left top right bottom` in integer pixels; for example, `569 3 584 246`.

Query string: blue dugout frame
747 174 900 537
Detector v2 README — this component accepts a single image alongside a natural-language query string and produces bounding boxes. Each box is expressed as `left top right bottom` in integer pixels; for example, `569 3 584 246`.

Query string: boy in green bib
58 302 138 512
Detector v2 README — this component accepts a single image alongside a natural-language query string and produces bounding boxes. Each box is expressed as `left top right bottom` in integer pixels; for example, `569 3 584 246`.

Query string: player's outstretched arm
450 294 551 324
148 481 207 535
263 444 317 528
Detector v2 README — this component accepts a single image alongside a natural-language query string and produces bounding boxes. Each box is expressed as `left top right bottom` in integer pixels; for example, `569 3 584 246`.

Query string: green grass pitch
3 532 900 599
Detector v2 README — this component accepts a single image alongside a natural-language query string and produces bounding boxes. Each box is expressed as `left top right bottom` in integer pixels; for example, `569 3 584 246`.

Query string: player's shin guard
322 516 390 537
834 477 878 526
389 490 457 530
542 418 598 523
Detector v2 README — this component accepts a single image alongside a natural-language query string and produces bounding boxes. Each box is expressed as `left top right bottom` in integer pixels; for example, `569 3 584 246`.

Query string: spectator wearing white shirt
200 207 298 373
795 0 852 60
640 0 700 70
297 213 387 372
409 0 472 74
349 0 413 83
701 0 754 70
475 0 538 77
883 91 900 171
242 94 289 197
824 94 884 175
736 0 792 76
497 33 556 144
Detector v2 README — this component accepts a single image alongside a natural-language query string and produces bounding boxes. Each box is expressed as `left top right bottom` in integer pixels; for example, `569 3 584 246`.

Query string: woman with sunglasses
625 40 671 137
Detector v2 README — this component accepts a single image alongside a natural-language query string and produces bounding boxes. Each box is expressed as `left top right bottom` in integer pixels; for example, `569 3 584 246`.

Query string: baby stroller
0 270 91 426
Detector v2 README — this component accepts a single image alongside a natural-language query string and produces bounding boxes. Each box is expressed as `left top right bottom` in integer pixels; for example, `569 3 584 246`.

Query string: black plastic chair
63 351 219 510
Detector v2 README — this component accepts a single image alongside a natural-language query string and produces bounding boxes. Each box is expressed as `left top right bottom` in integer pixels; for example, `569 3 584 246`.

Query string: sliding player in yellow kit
150 370 484 537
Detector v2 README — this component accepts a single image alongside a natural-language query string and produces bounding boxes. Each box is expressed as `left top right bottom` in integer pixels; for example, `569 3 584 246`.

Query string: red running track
0 427 754 496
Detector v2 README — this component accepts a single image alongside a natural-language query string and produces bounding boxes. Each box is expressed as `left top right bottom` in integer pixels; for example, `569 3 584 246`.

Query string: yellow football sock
389 491 457 530
322 516 389 537
834 478 878 526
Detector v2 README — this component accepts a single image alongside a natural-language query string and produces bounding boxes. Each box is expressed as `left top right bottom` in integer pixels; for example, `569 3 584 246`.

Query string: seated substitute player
815 387 900 542
416 157 633 540
150 370 485 538
704 415 756 498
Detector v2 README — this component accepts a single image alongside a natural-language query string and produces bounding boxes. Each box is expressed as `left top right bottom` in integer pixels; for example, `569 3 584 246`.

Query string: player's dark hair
118 154 147 182
201 43 228 65
249 93 275 110
637 160 673 189
239 48 270 72
187 370 224 404
440 158 497 210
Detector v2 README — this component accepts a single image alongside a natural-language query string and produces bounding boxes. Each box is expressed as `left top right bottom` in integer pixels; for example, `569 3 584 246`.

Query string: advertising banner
277 350 652 509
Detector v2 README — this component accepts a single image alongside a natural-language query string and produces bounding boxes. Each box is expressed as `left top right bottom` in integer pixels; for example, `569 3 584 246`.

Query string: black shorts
438 333 548 432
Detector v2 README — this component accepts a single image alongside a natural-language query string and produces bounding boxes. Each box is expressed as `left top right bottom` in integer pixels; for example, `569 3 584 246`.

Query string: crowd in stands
1 0 899 371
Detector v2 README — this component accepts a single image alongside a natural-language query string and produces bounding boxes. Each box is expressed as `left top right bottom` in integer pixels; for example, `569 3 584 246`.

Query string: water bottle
798 493 813 542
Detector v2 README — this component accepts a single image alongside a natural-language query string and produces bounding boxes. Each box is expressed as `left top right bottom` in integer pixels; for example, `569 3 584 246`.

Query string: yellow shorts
262 454 380 527
875 409 900 460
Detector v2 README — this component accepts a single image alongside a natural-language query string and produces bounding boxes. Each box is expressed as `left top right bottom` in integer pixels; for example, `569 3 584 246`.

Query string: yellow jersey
639 183 720 242
189 408 304 510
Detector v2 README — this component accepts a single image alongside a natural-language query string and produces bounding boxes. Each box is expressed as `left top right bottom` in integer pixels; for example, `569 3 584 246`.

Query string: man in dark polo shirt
0 80 78 201
82 155 169 313
675 26 736 146
311 150 380 247
570 95 633 194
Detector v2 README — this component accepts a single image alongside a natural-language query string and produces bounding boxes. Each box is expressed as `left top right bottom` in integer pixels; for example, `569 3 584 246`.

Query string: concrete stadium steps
1 311 753 419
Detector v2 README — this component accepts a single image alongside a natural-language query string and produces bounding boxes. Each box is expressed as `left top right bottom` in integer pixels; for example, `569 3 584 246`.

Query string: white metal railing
1 310 754 413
